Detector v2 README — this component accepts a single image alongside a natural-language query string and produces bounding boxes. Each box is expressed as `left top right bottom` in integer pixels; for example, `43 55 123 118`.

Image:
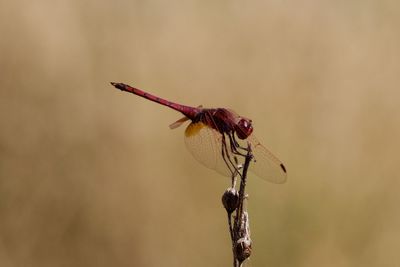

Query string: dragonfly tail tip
110 82 124 91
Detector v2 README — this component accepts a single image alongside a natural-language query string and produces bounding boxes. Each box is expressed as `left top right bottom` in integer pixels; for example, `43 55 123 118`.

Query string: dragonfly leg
229 134 260 165
221 135 235 175
221 134 242 179
228 133 248 157
231 133 249 152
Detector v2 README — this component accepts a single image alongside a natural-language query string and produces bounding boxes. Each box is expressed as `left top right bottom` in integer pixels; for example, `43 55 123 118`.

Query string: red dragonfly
111 82 287 183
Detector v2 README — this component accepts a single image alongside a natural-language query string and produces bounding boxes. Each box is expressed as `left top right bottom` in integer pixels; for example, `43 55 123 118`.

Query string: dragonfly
111 82 287 183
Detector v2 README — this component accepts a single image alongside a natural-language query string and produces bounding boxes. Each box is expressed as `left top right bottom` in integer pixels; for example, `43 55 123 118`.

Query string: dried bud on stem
222 188 239 214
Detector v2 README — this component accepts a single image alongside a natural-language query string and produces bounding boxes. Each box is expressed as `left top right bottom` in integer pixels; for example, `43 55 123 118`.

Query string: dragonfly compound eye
235 118 253 139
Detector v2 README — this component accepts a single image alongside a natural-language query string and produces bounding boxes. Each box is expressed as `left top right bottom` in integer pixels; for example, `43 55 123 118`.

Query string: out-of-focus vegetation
0 1 399 266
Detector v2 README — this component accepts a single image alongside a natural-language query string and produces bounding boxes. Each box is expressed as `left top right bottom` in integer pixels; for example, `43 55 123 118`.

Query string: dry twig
222 143 253 267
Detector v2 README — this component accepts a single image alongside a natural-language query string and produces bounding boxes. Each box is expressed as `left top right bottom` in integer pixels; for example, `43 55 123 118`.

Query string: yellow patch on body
185 122 206 137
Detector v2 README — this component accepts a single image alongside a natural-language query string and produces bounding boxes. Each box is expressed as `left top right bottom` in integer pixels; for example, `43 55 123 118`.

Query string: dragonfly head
235 118 253 139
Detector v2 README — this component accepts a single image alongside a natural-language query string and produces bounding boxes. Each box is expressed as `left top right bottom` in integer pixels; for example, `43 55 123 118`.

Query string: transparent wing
247 134 287 184
169 116 190 129
184 122 233 177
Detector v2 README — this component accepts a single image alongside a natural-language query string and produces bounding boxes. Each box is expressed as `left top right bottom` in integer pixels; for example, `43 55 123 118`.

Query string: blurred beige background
1 1 399 266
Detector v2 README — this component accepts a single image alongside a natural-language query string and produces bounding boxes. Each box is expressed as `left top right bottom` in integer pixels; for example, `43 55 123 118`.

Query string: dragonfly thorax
194 108 253 140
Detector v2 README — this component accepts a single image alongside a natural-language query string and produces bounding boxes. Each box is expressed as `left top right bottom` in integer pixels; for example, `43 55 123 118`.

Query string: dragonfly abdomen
111 82 200 120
